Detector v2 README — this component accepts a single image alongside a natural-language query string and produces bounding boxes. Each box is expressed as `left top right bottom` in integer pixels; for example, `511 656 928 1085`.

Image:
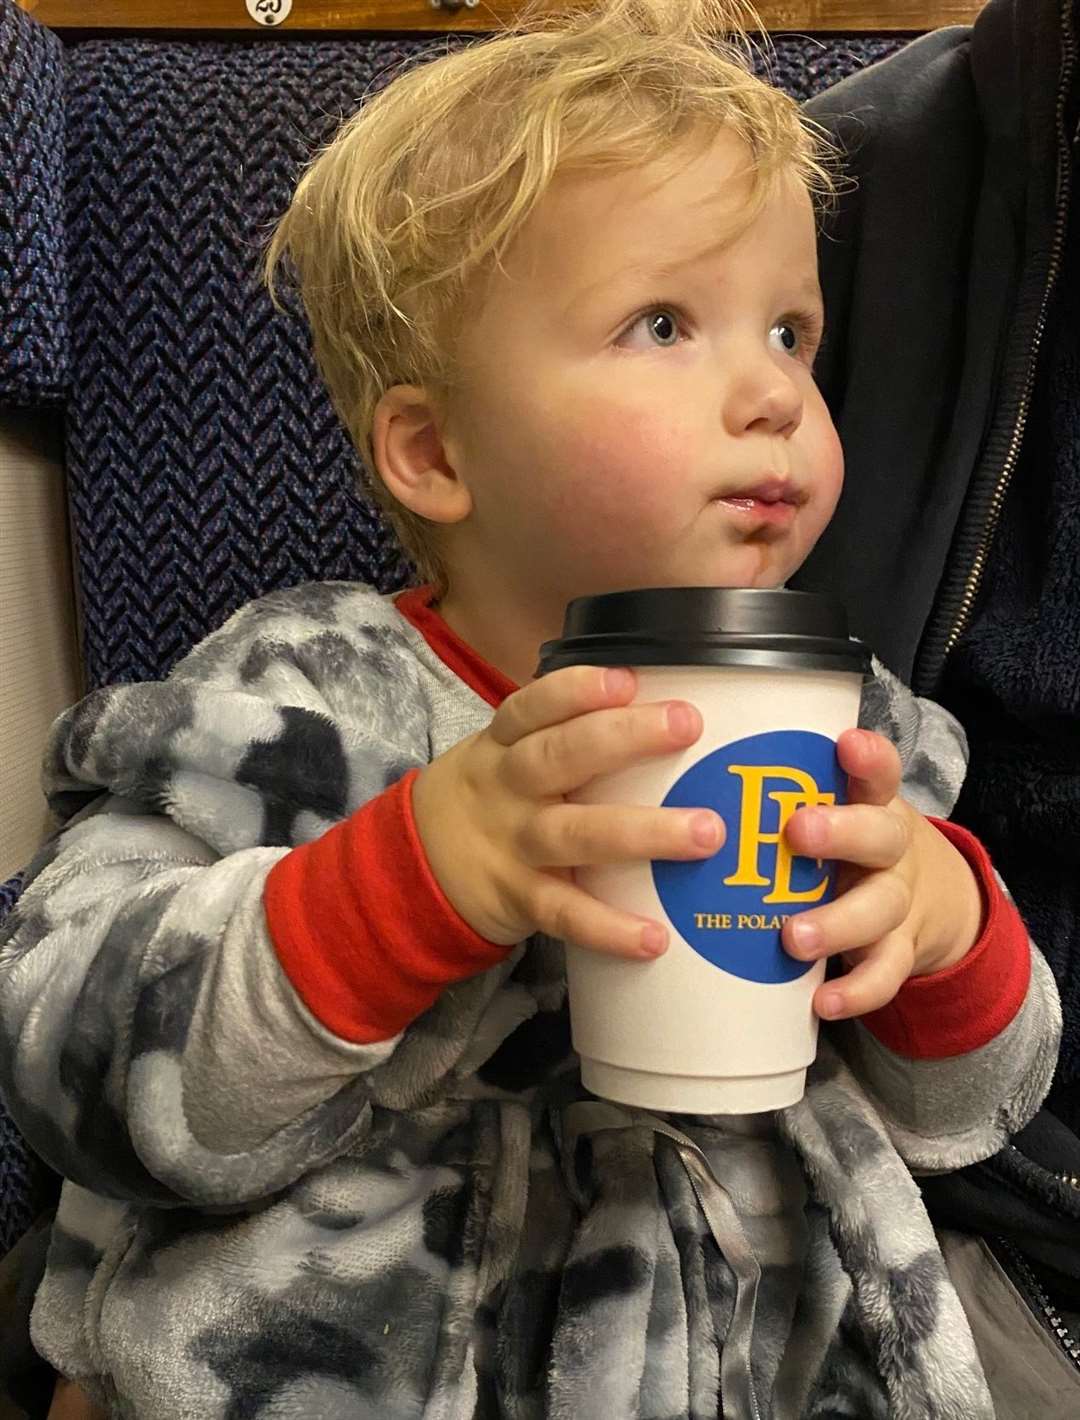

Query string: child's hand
47 1378 108 1420
781 729 984 1022
412 666 724 959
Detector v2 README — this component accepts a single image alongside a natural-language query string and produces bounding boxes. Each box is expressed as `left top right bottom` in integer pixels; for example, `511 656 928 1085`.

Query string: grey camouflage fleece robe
0 581 1061 1419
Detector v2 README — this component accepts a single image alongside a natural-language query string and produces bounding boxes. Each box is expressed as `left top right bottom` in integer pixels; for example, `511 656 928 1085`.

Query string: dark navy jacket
795 0 1080 1130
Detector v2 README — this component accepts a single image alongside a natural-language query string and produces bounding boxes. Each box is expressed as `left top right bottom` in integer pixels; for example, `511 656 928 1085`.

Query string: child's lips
712 479 804 527
715 496 798 526
715 491 800 531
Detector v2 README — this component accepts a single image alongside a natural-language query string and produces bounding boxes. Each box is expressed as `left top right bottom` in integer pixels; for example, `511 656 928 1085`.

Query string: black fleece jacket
792 0 1080 1123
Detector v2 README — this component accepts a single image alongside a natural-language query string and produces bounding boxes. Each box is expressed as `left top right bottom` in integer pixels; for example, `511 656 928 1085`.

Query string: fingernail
797 809 828 854
640 923 668 956
819 991 844 1018
789 918 820 952
604 668 634 697
690 812 720 848
667 702 699 738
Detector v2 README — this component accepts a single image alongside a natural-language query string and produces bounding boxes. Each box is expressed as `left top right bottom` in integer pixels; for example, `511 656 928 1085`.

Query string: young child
3 2 1060 1417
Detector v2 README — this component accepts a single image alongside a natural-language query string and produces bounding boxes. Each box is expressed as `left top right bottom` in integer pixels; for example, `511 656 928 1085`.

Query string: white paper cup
536 588 870 1114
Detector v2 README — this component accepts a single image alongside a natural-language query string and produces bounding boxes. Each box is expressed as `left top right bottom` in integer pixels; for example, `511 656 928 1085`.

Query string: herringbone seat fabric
0 0 66 406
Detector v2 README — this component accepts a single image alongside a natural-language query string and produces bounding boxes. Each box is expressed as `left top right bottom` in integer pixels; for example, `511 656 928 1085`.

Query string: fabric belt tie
559 1098 764 1420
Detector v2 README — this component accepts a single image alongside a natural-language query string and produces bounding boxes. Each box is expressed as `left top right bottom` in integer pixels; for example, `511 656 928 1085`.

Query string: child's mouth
714 479 803 527
716 496 798 526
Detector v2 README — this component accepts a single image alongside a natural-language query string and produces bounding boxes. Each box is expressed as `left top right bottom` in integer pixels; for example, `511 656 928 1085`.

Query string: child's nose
724 357 804 438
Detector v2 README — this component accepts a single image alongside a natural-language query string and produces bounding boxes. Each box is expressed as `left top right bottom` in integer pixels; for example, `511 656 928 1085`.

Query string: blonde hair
260 0 840 597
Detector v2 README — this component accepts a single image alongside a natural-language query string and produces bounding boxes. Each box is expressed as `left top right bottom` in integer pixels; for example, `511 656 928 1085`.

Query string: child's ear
372 384 472 525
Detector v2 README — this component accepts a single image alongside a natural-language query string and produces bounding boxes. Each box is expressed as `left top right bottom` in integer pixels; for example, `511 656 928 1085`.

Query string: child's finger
526 872 671 961
813 931 916 1020
492 664 636 747
784 870 912 960
785 801 909 871
836 729 902 807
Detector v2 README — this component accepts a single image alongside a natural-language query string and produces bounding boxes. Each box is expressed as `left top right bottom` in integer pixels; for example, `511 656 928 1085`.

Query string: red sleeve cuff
263 769 512 1044
858 818 1031 1059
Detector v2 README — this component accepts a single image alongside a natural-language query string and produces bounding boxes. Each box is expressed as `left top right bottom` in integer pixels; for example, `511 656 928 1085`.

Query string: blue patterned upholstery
0 2 66 407
0 0 906 1255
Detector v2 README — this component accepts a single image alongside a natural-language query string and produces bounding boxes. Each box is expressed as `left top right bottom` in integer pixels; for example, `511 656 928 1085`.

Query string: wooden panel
14 1 986 35
0 412 83 884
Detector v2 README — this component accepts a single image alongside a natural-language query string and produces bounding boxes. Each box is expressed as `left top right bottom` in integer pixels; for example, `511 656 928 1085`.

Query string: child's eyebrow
566 263 825 317
636 232 738 283
570 236 735 309
793 279 827 315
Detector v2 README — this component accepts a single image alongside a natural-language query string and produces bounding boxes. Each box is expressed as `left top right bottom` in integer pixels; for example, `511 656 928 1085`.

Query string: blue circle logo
652 730 844 983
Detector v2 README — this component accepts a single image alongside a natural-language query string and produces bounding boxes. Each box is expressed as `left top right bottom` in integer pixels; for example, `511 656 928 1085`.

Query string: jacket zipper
1007 1140 1080 1191
996 1235 1080 1371
937 0 1076 666
995 1146 1080 1371
913 0 1072 690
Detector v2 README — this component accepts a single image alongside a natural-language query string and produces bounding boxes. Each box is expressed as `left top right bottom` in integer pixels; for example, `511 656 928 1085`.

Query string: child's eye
618 305 687 350
617 304 824 357
770 311 824 359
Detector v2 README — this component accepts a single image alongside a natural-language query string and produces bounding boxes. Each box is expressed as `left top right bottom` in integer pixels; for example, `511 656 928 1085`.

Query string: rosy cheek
550 408 676 519
804 397 844 505
822 428 845 507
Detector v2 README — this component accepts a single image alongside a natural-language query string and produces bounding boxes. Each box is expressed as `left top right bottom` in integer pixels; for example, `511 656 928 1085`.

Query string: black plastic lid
535 587 871 677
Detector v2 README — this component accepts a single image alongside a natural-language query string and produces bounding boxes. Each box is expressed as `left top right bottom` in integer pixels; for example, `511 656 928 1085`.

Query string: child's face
437 128 844 608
